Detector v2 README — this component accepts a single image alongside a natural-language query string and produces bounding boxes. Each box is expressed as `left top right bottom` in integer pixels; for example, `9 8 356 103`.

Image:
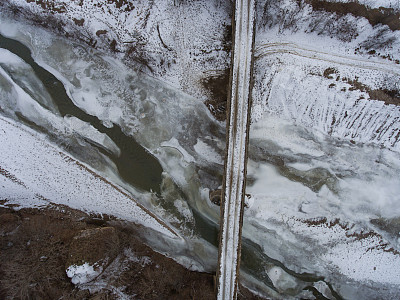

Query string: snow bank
0 116 176 238
66 263 101 285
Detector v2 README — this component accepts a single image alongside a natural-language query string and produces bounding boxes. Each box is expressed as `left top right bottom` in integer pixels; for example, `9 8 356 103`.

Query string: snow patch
66 262 101 285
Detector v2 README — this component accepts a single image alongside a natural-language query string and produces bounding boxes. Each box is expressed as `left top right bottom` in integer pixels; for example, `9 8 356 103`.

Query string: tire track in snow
255 42 400 75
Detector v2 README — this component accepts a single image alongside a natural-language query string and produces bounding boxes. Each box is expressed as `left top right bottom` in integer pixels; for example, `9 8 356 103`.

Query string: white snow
66 262 101 285
193 139 223 164
64 116 121 156
251 0 400 156
326 0 400 10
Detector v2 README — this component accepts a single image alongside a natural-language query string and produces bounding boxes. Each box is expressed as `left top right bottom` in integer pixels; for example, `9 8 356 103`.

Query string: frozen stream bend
217 0 255 299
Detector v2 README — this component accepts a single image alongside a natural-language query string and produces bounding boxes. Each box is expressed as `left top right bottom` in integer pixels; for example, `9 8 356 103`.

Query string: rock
0 213 20 235
209 189 222 206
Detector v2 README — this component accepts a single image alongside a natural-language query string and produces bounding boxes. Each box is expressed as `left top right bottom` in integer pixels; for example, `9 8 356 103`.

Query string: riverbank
0 115 262 299
0 204 262 299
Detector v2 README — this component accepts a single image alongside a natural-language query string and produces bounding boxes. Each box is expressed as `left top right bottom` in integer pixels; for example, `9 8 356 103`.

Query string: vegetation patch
25 0 66 13
301 217 400 256
106 0 135 11
323 67 338 79
306 0 400 31
203 68 230 121
322 68 400 106
73 18 84 26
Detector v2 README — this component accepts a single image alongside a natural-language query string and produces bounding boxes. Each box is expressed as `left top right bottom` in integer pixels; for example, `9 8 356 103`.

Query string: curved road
255 42 400 76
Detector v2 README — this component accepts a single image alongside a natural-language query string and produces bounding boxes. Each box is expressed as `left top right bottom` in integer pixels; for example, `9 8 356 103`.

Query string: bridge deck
217 0 255 299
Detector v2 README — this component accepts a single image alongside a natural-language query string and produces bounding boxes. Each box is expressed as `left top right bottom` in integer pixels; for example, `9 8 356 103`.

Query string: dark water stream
0 33 163 194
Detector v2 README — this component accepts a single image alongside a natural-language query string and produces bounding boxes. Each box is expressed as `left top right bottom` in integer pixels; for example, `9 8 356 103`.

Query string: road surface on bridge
217 0 255 299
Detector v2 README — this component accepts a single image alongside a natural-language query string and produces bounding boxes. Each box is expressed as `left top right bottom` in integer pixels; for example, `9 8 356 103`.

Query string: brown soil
306 0 400 31
25 0 66 13
0 204 263 299
203 68 230 121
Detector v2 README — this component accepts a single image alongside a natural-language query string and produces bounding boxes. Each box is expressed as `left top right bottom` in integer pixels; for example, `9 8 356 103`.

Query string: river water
1 14 400 300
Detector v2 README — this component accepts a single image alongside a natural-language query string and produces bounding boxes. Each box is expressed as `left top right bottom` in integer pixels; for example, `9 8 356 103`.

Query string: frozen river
1 14 400 299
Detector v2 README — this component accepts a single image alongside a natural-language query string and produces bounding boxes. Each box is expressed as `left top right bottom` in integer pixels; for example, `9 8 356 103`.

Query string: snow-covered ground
253 0 400 151
0 116 176 238
0 0 232 102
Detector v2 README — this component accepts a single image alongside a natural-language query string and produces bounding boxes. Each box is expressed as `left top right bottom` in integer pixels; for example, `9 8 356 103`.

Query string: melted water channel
0 33 163 194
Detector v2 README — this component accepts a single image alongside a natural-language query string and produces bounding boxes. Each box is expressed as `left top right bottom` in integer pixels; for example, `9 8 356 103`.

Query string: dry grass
301 216 400 256
306 0 400 31
203 68 230 121
0 205 263 299
321 68 400 106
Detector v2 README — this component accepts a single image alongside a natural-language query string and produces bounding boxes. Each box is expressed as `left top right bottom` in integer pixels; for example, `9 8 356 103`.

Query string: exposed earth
0 204 263 299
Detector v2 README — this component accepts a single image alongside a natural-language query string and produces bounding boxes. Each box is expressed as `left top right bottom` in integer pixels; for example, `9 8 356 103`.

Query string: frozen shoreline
0 115 177 238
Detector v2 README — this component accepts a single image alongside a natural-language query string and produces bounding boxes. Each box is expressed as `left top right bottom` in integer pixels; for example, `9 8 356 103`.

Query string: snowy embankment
1 0 231 102
0 116 177 238
242 1 400 298
326 0 400 10
252 0 400 151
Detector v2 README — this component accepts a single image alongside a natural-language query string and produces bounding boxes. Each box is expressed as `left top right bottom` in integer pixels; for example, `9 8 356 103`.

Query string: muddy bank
0 204 263 299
